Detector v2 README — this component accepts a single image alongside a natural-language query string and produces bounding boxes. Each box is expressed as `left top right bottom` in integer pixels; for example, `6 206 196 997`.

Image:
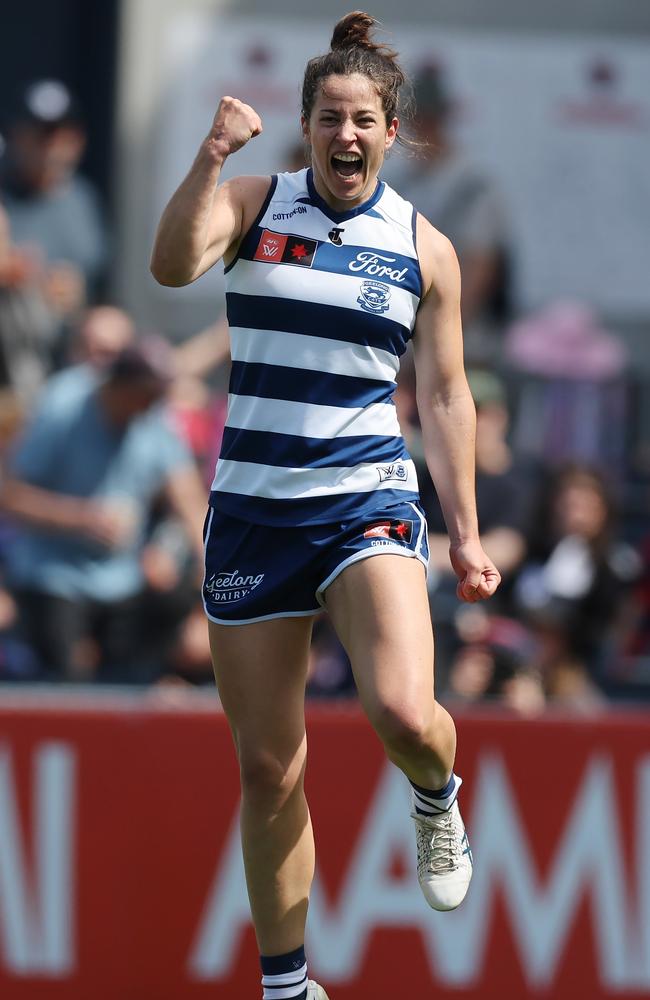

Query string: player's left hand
449 539 501 603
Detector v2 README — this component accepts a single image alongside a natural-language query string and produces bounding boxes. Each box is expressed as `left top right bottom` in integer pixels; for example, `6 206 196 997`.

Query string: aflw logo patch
376 462 408 483
253 229 318 267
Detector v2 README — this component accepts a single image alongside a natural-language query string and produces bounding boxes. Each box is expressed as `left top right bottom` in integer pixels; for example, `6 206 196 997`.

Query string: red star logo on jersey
283 235 317 267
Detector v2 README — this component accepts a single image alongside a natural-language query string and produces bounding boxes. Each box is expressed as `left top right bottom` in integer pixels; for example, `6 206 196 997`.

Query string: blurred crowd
0 72 648 714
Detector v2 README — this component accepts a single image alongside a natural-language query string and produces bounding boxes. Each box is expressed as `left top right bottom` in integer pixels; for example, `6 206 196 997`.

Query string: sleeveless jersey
209 167 423 526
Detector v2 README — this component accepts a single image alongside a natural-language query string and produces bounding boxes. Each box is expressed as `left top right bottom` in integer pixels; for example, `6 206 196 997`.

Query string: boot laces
411 809 461 877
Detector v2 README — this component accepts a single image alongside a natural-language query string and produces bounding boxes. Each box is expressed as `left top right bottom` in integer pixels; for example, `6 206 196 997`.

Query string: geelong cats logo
357 280 391 314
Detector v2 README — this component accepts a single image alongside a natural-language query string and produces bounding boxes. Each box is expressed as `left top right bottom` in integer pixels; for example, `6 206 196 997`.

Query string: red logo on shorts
364 522 392 539
363 519 413 543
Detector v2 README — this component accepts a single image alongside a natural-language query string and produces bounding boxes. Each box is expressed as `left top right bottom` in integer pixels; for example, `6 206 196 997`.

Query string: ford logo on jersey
349 251 408 282
357 280 391 314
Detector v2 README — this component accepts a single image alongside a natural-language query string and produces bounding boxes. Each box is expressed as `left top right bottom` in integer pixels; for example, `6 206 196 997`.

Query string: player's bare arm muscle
150 97 270 286
413 213 500 602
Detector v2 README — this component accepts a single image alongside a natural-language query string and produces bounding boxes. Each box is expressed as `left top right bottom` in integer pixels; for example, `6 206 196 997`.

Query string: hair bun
330 11 377 52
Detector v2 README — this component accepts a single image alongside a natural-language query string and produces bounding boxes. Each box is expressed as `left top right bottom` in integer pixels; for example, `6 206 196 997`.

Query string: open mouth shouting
331 151 364 180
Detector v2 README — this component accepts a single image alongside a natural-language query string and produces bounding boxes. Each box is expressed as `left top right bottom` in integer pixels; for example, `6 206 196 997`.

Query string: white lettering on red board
0 743 76 975
189 754 650 989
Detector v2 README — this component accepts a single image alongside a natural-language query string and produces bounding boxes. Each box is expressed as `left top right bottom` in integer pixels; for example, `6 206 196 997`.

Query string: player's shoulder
220 174 274 238
221 173 273 205
415 213 460 298
416 212 456 258
377 177 417 232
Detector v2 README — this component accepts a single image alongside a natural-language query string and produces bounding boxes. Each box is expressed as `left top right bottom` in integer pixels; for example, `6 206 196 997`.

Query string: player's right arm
150 97 269 286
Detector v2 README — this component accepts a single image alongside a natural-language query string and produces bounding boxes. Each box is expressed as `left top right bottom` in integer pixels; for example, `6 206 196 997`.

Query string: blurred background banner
151 14 650 317
0 699 649 1000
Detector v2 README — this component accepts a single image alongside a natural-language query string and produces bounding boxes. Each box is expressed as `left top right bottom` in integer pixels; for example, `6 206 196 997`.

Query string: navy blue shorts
202 500 429 625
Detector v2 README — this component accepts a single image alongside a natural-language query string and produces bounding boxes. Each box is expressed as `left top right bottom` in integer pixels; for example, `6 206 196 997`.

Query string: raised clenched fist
207 96 263 159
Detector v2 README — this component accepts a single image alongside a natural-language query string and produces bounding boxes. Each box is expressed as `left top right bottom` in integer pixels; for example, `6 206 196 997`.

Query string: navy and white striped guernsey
209 166 423 526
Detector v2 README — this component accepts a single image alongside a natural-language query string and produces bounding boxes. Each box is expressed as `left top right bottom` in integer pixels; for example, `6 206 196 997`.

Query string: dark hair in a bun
302 11 408 144
330 11 388 53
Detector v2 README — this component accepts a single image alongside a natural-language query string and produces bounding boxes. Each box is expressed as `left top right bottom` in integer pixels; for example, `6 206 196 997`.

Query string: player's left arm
412 213 500 603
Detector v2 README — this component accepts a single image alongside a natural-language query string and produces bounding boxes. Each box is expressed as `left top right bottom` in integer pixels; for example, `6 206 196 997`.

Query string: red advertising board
0 694 648 999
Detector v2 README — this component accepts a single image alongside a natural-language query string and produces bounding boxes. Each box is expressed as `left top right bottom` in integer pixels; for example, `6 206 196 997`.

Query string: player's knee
374 703 432 758
238 747 304 804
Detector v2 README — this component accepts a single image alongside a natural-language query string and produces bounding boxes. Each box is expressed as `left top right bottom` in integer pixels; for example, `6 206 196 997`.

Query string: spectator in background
168 314 230 487
0 382 38 681
422 369 537 591
0 201 61 404
419 368 539 682
0 339 206 683
25 304 137 417
172 313 229 381
514 463 641 708
387 62 511 364
617 533 650 700
0 80 108 346
306 615 355 699
68 304 136 368
71 306 216 683
505 301 629 480
446 611 545 716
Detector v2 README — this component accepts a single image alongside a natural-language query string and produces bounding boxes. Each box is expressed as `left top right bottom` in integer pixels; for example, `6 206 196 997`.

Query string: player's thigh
209 614 316 754
324 554 436 717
